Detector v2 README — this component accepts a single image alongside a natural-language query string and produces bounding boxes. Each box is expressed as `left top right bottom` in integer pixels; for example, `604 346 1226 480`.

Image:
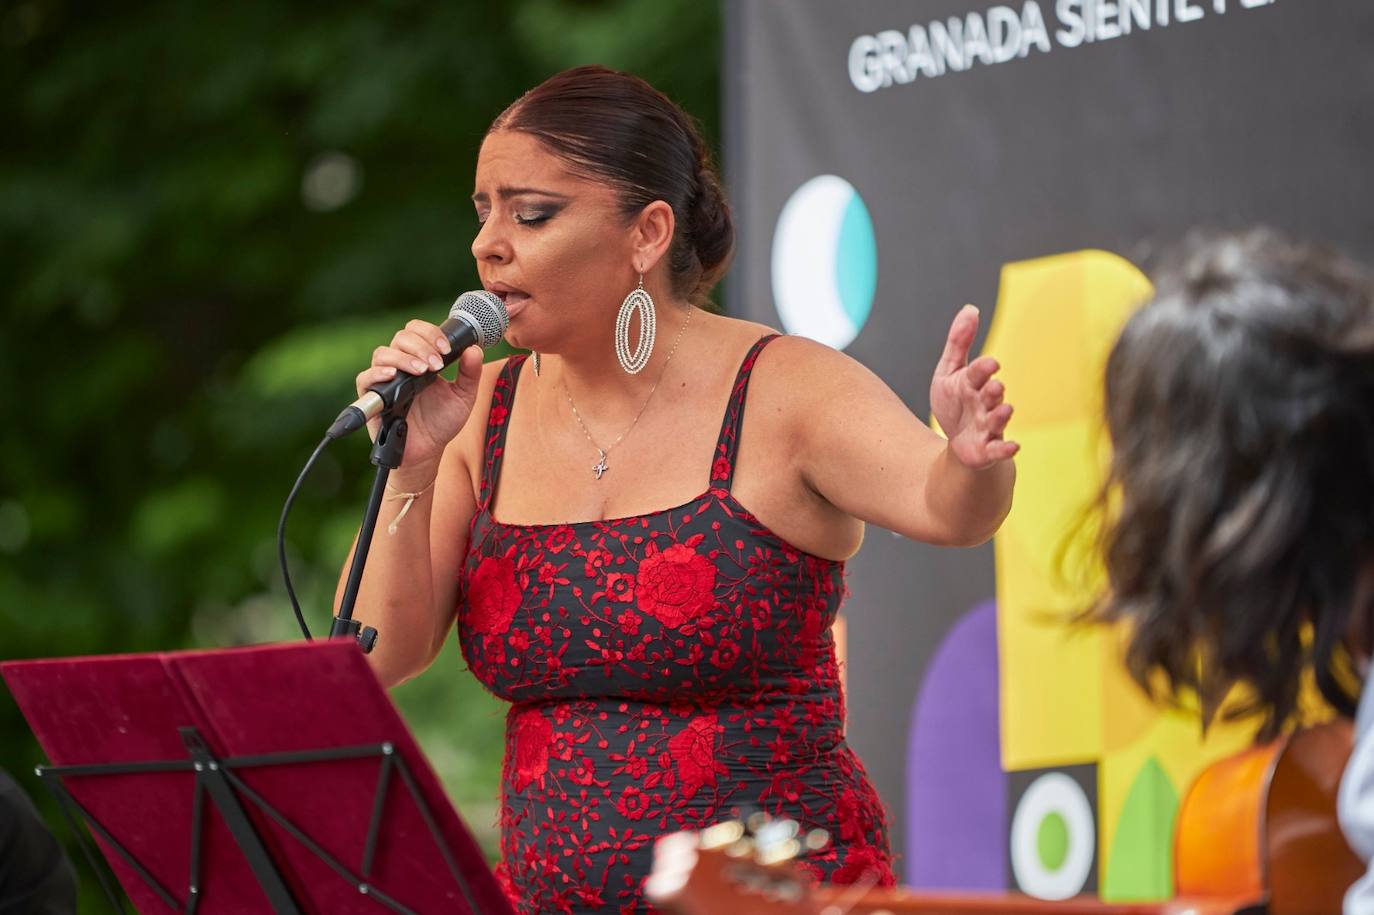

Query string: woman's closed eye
474 207 558 227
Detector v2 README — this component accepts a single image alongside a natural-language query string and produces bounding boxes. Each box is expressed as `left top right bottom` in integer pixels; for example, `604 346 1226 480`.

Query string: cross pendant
592 450 608 480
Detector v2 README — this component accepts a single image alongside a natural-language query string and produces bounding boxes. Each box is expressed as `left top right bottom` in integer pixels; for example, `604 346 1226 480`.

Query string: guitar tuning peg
803 828 830 852
645 831 697 903
699 820 746 850
753 817 799 849
755 837 802 865
724 837 756 859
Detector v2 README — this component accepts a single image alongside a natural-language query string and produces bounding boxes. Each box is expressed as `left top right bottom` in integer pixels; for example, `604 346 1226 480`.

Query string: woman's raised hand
355 318 485 474
929 304 1020 470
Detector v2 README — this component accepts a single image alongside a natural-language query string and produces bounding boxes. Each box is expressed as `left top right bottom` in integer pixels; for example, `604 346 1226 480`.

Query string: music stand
1 640 513 915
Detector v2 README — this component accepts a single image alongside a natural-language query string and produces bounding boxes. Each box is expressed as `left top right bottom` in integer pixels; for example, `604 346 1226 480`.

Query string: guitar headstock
645 815 832 915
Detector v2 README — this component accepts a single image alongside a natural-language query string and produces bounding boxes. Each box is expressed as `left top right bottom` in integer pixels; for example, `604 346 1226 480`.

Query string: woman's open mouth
487 284 531 318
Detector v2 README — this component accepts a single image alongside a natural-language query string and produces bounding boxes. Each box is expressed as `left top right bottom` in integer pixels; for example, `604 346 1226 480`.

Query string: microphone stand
331 410 410 652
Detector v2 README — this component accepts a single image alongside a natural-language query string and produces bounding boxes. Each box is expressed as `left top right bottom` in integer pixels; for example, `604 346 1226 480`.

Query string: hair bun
689 166 735 294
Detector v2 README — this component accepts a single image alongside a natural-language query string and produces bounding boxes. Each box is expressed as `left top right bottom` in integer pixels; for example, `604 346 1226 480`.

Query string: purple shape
905 600 1006 890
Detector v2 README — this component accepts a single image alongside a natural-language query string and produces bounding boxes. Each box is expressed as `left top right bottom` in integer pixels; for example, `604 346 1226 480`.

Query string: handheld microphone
326 289 509 440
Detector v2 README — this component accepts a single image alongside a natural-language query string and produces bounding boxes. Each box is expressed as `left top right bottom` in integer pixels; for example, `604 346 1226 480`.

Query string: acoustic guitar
646 721 1361 915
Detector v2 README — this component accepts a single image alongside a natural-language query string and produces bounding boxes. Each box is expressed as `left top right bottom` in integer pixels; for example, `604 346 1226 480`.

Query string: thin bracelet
384 478 437 536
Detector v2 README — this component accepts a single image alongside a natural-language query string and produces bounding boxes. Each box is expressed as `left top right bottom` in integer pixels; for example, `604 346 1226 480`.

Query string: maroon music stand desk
1 639 513 915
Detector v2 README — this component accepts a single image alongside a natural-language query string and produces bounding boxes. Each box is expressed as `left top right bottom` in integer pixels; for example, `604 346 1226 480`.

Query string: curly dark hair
1091 228 1374 740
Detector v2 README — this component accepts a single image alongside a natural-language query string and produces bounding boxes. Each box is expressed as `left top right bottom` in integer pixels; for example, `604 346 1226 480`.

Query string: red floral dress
457 336 895 914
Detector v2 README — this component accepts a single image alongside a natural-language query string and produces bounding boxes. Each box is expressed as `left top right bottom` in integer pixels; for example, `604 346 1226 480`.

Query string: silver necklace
562 306 694 479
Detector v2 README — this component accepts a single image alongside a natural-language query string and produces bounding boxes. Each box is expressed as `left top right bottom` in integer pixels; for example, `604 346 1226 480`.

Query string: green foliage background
0 1 721 905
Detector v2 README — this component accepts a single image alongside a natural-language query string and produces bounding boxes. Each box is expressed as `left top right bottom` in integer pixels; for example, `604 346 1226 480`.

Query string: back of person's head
0 768 77 912
1095 227 1374 738
489 65 734 304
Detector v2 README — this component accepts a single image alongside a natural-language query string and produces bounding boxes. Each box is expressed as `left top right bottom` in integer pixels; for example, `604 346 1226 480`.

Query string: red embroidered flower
468 555 521 635
835 787 871 843
711 456 731 481
511 708 552 792
544 524 574 554
804 697 832 727
635 543 717 628
831 844 890 886
538 562 557 585
615 786 650 821
488 404 509 426
769 771 804 803
575 886 605 908
709 640 740 670
797 607 825 666
570 757 597 785
584 548 613 577
616 610 642 636
668 714 719 800
606 572 635 603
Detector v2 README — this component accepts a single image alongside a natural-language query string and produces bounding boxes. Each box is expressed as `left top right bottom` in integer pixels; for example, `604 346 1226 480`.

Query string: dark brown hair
1091 228 1374 739
490 65 734 304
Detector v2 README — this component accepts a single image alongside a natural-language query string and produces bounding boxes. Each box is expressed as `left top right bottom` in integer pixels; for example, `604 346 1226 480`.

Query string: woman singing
341 66 1018 913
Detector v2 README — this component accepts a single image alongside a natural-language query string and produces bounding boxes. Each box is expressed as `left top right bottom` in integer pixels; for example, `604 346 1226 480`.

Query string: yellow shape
983 251 1150 427
1100 626 1164 755
1098 710 1255 901
994 420 1108 769
985 250 1150 770
982 248 1264 899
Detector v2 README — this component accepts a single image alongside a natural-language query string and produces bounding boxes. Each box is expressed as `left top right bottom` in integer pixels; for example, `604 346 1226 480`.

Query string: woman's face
471 129 638 354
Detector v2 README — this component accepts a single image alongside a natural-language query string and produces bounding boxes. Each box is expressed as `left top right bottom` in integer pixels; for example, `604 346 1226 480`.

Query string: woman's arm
332 332 499 689
336 441 477 689
771 306 1017 547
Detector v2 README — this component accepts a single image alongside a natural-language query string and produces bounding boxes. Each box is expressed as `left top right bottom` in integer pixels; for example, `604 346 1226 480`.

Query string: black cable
278 434 332 641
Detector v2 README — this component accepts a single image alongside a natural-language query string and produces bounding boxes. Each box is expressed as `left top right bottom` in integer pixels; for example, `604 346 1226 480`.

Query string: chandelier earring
531 351 542 376
615 274 656 375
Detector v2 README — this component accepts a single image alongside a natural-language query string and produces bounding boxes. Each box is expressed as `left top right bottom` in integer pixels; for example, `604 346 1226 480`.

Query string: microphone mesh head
451 290 510 348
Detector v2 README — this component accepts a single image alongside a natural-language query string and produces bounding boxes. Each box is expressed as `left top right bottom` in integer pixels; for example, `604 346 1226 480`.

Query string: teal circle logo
770 175 877 349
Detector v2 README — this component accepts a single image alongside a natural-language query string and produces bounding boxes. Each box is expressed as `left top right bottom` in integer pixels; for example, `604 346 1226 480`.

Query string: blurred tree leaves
0 0 720 900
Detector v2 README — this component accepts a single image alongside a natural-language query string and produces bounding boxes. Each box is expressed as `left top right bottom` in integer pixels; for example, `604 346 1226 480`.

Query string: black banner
725 0 1373 898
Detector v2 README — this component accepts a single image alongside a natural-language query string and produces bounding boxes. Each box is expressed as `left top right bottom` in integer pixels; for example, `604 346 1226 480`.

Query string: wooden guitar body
1176 718 1361 914
647 721 1363 915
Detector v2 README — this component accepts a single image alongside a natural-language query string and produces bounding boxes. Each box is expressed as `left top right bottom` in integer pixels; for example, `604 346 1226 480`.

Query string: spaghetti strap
710 334 781 492
478 354 528 512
